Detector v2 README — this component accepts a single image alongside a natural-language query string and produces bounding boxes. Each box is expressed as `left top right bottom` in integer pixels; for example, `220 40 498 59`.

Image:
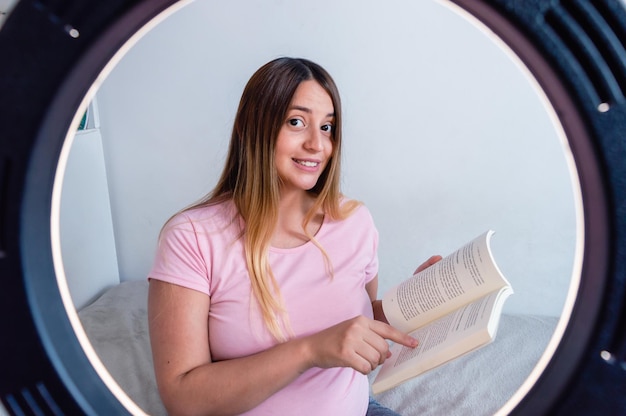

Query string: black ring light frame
0 0 624 414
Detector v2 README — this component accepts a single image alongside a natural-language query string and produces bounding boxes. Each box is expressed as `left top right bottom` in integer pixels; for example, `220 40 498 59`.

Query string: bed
78 280 558 415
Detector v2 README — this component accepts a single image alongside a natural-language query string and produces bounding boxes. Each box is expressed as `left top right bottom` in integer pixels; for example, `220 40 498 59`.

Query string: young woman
148 57 440 415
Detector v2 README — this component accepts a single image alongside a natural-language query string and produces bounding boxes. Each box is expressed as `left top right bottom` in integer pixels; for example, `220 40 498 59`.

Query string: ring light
0 0 624 414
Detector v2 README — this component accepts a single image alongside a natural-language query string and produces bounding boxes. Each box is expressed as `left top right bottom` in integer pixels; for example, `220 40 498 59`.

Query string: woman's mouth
293 159 320 168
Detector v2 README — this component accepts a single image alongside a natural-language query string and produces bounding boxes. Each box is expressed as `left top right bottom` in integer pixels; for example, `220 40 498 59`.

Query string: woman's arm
148 279 416 416
366 276 388 324
148 280 306 416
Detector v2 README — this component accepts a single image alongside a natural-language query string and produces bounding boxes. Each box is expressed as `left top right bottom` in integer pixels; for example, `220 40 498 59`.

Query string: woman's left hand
413 255 443 274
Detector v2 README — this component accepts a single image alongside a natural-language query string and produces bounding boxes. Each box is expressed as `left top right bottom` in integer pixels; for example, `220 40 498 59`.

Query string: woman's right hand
301 315 417 375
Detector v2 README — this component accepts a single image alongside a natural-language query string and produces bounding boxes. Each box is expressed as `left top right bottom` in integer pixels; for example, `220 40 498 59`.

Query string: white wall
83 0 578 317
60 127 120 309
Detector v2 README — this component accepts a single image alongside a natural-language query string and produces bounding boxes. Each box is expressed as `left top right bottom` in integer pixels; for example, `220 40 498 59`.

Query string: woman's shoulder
164 199 239 232
322 197 377 242
335 196 374 223
338 195 365 211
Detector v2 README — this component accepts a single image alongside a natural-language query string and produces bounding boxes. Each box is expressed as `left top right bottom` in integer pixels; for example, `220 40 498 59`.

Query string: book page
383 230 510 333
372 287 512 394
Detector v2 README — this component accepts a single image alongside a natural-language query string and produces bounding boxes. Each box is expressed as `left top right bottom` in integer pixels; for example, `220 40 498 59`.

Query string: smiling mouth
294 159 319 167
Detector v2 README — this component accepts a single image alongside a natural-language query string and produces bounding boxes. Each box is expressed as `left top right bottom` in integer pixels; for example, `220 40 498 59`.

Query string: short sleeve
148 214 212 296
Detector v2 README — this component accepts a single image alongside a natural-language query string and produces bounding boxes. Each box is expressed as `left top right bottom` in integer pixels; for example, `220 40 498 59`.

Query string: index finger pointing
369 320 418 349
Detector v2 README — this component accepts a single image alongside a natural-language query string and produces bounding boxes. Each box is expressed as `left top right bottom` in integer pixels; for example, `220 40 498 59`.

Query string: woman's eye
321 124 333 133
288 118 304 127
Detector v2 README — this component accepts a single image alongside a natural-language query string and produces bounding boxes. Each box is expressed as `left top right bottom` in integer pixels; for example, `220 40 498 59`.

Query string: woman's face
274 80 334 194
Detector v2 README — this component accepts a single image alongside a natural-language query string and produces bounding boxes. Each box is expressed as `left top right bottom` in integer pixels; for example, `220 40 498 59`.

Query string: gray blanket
79 281 558 415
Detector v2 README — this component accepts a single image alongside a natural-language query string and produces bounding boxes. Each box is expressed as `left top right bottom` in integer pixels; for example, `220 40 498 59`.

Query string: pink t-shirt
149 200 379 415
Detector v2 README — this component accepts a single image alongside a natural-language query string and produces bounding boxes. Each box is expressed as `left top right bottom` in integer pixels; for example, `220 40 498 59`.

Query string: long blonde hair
181 57 357 341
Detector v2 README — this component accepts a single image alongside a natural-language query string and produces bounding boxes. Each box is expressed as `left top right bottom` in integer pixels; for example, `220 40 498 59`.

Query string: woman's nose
304 129 324 152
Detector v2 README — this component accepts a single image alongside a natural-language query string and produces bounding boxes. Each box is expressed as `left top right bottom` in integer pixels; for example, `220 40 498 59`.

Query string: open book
371 230 513 394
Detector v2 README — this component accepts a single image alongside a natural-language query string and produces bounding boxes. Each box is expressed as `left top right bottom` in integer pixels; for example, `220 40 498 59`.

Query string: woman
148 57 439 415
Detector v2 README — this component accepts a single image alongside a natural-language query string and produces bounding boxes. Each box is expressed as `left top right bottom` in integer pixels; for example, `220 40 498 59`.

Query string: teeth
296 160 318 167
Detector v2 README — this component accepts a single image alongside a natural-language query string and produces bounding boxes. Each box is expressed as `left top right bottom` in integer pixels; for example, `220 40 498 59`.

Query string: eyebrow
289 105 335 118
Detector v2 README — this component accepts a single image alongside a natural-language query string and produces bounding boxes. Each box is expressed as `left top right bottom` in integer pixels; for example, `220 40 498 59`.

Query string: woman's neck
272 191 323 249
